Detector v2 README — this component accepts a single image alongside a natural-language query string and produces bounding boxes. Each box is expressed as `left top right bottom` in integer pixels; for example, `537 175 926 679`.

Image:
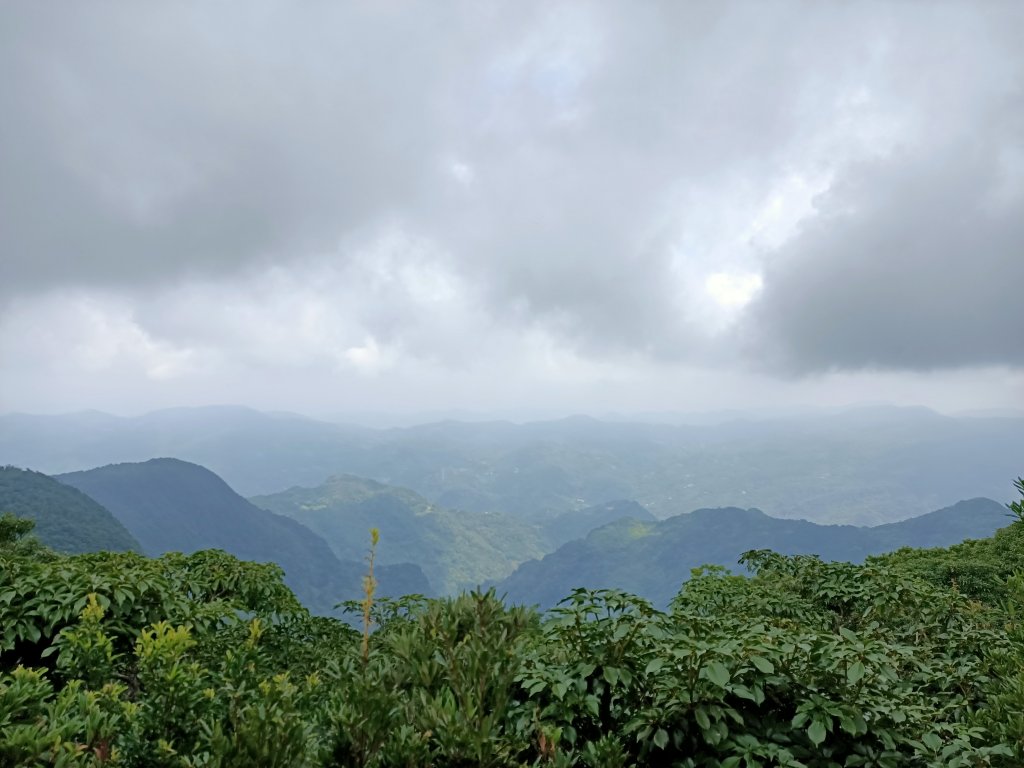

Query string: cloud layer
1 1 1022 413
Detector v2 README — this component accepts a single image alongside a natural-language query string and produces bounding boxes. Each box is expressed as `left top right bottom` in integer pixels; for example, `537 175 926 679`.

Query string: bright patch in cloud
449 160 475 186
746 173 831 249
345 336 393 376
705 272 763 310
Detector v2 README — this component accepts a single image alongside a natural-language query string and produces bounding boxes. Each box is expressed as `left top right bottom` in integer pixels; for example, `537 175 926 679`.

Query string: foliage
1 540 301 672
1 512 52 560
2 484 1024 766
868 480 1024 603
1009 477 1024 522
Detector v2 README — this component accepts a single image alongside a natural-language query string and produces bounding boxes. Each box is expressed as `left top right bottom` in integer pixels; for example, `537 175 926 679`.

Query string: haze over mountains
1 404 1021 614
1 405 1020 526
1 453 1013 613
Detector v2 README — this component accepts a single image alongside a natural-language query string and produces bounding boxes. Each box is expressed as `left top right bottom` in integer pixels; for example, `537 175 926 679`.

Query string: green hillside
251 474 546 593
499 497 1011 608
542 499 656 548
57 459 429 613
0 465 140 554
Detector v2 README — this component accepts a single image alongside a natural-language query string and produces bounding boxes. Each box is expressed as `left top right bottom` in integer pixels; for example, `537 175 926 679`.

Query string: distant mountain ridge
497 497 1012 608
0 465 141 554
56 459 429 613
2 405 1021 525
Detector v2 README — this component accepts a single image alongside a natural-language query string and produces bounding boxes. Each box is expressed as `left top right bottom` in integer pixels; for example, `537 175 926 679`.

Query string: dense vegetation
55 459 428 612
0 467 140 555
869 483 1024 605
1 482 1023 766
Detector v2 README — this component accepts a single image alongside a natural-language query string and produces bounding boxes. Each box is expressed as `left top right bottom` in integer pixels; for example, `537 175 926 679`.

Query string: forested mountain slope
499 497 1011 608
251 474 546 593
542 499 656 548
0 465 140 554
56 459 429 612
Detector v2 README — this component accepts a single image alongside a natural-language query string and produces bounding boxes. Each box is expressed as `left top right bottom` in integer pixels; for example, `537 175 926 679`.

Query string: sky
1 1 1023 418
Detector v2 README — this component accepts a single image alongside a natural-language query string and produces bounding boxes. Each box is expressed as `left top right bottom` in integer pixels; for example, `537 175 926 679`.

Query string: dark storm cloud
745 71 1024 371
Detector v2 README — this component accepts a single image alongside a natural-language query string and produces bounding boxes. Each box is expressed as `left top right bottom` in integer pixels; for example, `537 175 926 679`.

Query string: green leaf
846 660 865 684
705 661 730 687
603 666 620 686
645 657 664 675
653 728 669 749
807 719 827 746
750 655 774 674
738 685 762 703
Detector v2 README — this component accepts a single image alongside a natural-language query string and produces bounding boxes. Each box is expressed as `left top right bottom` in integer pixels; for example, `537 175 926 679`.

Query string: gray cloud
0 2 504 290
1 0 1023 416
745 65 1024 371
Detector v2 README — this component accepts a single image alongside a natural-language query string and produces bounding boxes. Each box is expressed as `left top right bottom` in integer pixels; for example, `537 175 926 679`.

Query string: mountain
3 405 1022 524
0 465 141 554
542 499 656 548
56 459 429 613
251 474 547 594
864 498 1015 549
497 497 1012 609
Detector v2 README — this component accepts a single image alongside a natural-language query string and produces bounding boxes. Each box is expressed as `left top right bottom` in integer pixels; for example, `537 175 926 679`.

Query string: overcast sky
1 1 1022 418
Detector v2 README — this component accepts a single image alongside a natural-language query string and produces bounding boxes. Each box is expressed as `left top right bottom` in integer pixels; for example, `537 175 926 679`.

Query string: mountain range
1 405 1021 525
2 404 1020 614
496 498 1012 608
3 451 1012 616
